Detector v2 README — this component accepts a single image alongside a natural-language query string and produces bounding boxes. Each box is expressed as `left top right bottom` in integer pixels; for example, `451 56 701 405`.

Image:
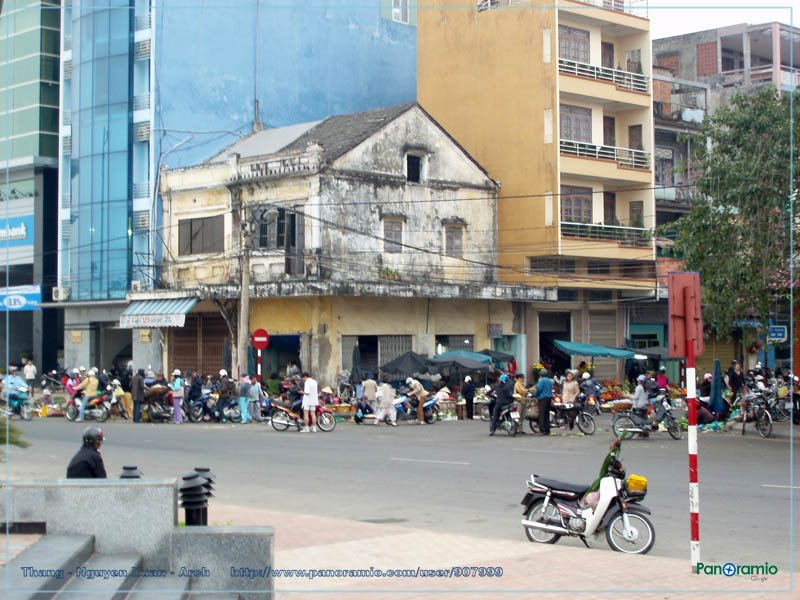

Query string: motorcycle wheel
317 412 336 432
506 419 518 437
96 404 109 423
271 413 291 431
524 500 561 544
772 404 789 422
479 404 491 422
20 403 32 421
756 411 773 438
66 404 78 422
612 415 637 439
575 412 595 435
188 405 204 423
424 408 438 424
229 405 242 423
605 509 656 555
528 418 539 433
666 416 682 440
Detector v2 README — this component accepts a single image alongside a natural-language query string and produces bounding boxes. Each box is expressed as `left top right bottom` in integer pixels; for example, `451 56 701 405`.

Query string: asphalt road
6 414 799 569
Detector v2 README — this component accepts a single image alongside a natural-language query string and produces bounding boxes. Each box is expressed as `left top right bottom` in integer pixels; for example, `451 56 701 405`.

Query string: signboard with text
0 285 41 311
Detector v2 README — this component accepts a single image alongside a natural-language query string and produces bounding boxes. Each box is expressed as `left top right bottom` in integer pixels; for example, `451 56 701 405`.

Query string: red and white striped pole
685 287 700 571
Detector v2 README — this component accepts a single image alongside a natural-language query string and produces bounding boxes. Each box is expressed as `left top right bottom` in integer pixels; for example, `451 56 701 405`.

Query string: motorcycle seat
534 476 589 494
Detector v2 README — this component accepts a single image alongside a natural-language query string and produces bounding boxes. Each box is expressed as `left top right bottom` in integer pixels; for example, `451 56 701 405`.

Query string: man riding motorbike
74 368 100 422
489 373 514 436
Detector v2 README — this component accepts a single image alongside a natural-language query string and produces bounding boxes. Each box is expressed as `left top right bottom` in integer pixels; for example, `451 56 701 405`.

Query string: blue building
56 0 417 369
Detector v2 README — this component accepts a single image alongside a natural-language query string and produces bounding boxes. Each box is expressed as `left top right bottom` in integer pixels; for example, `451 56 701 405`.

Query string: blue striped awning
119 297 198 328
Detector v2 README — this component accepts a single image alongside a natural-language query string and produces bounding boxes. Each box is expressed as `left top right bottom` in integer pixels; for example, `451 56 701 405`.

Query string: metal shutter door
590 311 618 381
378 335 412 366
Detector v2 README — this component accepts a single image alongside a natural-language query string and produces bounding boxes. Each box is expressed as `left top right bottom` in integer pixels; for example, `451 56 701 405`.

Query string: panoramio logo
696 562 778 577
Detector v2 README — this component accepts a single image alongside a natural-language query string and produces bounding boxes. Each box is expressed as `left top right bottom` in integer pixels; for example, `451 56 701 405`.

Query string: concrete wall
0 479 177 569
155 0 418 169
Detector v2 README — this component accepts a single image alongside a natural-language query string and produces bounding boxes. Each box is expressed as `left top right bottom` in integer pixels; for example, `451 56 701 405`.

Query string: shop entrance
263 335 301 378
538 312 572 375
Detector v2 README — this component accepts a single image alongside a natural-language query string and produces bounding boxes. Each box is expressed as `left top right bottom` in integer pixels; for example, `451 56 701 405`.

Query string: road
5 414 799 569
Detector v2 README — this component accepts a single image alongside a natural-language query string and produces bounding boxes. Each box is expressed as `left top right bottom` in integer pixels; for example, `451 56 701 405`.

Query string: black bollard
119 465 143 479
180 472 209 526
193 468 216 525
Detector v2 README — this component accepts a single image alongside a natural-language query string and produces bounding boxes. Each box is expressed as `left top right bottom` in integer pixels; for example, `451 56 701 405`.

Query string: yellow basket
626 474 648 494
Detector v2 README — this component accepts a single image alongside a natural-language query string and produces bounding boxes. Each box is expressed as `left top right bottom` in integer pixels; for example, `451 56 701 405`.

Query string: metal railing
135 13 151 31
133 181 150 198
133 93 150 111
564 0 648 17
62 111 71 126
560 139 650 170
61 193 70 209
561 221 651 246
654 185 704 205
63 35 72 51
558 58 649 93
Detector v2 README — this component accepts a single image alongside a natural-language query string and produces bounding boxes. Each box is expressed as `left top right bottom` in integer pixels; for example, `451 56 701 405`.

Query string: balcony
559 59 648 93
560 139 649 169
654 185 704 206
562 0 648 17
561 221 651 247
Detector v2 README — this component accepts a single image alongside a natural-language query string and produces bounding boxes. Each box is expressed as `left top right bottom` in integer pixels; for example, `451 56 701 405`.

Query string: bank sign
0 285 41 311
0 215 34 247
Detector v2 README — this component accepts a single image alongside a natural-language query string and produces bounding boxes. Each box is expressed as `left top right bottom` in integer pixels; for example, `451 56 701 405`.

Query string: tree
666 87 799 338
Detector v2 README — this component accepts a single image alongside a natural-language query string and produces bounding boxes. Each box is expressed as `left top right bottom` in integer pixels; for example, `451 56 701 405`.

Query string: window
629 201 644 228
626 49 642 73
392 0 409 24
561 185 593 223
558 289 580 302
628 124 643 150
560 105 592 143
178 215 224 256
603 192 617 225
406 154 421 183
587 290 613 303
588 261 611 275
384 219 403 253
445 225 463 258
558 25 589 63
655 147 675 186
527 258 575 275
255 208 296 251
435 335 474 354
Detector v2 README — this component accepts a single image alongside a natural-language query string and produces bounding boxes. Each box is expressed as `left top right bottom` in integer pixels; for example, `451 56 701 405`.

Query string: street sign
251 329 270 350
767 325 787 343
0 285 41 312
668 272 704 359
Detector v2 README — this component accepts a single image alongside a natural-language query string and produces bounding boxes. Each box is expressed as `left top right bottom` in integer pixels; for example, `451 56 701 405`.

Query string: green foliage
670 87 799 337
0 416 30 452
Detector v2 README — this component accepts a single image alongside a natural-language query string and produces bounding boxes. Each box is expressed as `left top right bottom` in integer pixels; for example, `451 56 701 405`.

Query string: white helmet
112 379 121 386
582 372 591 380
219 369 228 377
464 376 472 383
72 368 80 375
172 369 181 376
88 368 97 376
79 366 86 372
405 377 413 385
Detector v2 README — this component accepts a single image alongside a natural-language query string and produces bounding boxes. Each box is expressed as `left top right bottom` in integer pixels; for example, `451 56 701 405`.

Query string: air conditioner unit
130 280 145 292
52 287 71 302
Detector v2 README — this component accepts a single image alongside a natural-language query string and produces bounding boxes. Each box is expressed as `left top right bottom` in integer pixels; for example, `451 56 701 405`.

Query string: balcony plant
379 266 401 281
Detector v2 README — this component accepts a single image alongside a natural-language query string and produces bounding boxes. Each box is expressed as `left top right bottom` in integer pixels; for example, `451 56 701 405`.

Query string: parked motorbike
496 400 522 436
142 385 175 423
65 391 109 423
107 381 129 420
392 393 440 424
521 440 655 555
528 394 596 435
188 389 217 423
1 383 32 420
270 400 336 432
612 389 681 440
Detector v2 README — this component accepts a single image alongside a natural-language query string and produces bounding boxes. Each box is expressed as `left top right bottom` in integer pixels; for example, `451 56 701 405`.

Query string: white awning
119 297 198 328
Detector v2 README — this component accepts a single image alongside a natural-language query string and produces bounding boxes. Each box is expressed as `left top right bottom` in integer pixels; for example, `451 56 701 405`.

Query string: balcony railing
560 139 650 170
133 93 150 110
565 0 648 17
63 35 72 51
62 111 71 126
559 58 649 93
654 185 704 205
561 221 651 247
135 13 151 31
133 181 150 199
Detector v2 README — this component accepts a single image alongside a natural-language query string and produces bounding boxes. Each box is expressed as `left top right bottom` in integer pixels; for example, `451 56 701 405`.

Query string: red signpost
251 329 270 381
668 272 703 572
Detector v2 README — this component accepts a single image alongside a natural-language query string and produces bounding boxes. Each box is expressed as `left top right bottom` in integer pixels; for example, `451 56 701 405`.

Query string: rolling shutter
589 311 618 380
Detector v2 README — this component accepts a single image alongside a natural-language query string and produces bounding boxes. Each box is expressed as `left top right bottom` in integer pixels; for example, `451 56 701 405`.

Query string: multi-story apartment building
56 0 417 370
419 0 656 378
0 0 61 370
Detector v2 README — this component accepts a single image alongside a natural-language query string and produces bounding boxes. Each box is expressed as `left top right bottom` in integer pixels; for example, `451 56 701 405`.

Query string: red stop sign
251 329 270 350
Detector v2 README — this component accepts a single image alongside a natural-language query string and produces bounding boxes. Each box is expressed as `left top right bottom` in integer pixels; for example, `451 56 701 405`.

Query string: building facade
56 0 418 371
418 0 656 379
0 0 62 370
138 104 549 385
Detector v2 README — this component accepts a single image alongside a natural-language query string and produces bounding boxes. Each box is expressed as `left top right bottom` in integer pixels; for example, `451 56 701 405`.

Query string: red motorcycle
65 389 110 422
270 400 336 432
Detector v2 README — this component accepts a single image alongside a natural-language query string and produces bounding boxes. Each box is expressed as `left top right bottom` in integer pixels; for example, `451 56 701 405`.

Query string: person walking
534 368 554 435
362 374 378 412
66 426 107 479
23 360 37 395
561 371 580 404
376 376 397 426
170 369 184 424
238 375 252 424
301 372 318 432
131 368 146 423
248 374 265 422
462 376 476 420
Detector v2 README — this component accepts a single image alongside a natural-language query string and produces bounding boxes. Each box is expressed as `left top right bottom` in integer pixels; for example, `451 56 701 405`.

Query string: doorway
538 312 572 375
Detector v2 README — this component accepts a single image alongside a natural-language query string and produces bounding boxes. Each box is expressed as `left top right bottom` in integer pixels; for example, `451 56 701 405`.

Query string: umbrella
350 344 362 384
709 358 725 416
379 351 431 378
479 348 515 362
435 350 492 364
428 356 492 372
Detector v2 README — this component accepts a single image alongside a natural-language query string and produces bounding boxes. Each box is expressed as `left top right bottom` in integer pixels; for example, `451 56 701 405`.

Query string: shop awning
554 340 635 360
119 297 198 328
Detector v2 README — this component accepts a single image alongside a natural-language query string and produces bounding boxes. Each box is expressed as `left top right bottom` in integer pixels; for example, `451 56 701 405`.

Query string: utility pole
237 205 251 380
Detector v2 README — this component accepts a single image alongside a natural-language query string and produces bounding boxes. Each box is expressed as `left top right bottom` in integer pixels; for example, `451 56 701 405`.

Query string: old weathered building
127 104 552 384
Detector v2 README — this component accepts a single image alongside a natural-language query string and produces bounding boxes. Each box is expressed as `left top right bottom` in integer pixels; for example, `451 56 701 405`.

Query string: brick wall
696 42 718 77
656 53 679 76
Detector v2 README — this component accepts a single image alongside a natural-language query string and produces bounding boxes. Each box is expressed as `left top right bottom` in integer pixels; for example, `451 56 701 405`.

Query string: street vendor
514 374 530 399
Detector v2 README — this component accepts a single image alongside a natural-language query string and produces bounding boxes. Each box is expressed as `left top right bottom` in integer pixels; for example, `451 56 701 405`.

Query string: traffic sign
251 329 270 350
767 325 787 343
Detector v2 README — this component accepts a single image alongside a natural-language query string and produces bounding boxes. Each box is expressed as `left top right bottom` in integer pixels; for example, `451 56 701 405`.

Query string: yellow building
419 0 656 378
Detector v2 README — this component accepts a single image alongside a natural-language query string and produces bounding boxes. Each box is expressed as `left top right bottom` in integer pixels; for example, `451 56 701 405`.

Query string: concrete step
0 533 93 600
125 573 190 599
54 553 142 600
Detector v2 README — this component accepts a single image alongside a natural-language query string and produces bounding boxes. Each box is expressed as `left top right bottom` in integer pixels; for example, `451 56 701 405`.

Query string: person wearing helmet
656 365 669 389
170 369 184 424
462 375 476 420
632 374 649 414
533 368 554 435
74 368 100 422
215 369 236 423
406 377 428 424
66 426 107 478
489 373 514 436
131 368 147 423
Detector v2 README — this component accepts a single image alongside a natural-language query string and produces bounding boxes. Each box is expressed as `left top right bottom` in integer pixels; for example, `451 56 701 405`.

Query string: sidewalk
209 504 796 600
